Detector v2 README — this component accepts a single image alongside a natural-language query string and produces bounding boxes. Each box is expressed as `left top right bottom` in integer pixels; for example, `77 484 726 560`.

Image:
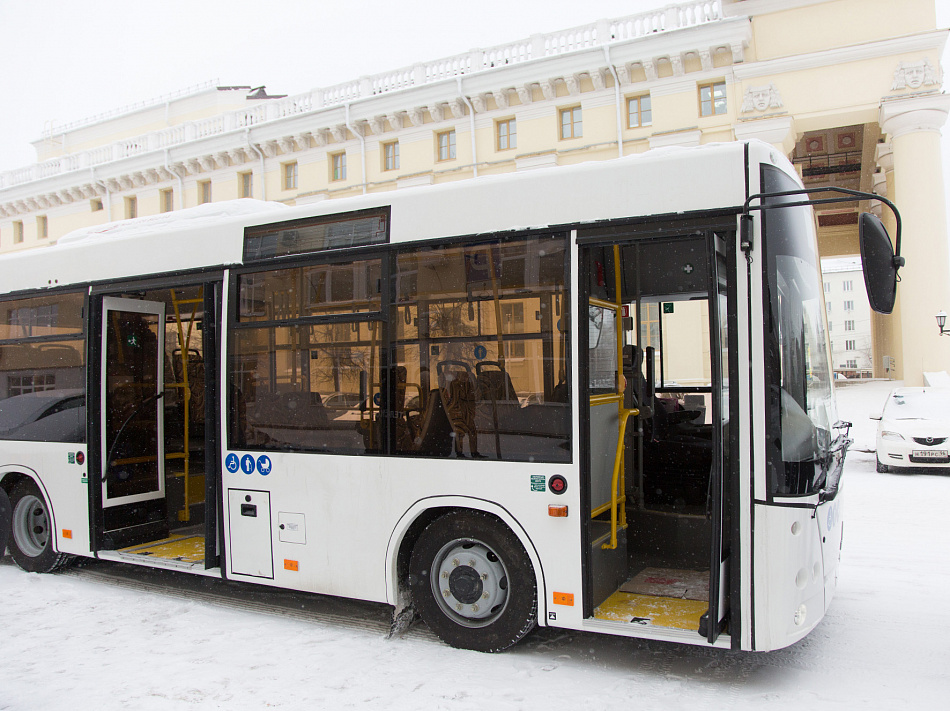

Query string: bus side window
391 234 570 462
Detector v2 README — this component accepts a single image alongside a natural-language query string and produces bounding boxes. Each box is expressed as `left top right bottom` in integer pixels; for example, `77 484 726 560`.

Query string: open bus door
581 223 734 644
99 297 169 549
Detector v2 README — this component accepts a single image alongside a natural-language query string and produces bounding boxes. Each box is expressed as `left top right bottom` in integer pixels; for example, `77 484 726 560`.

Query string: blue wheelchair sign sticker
240 454 256 475
257 455 273 476
374 392 381 406
474 345 487 360
225 453 240 473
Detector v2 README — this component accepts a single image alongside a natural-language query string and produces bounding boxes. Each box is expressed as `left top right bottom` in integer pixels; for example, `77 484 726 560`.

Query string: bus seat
414 388 454 457
441 372 479 457
475 361 519 403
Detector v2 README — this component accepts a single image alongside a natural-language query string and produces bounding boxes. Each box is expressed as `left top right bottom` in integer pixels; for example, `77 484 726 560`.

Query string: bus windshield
762 165 839 497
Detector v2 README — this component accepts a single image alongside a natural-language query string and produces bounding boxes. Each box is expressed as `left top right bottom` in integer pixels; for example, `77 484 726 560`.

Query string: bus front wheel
408 510 537 652
8 479 71 574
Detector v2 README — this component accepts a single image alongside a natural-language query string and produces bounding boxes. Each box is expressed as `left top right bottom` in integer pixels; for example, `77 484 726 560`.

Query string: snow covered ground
2 380 949 710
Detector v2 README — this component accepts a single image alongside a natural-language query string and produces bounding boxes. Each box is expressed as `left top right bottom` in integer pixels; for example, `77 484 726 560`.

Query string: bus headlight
794 604 807 626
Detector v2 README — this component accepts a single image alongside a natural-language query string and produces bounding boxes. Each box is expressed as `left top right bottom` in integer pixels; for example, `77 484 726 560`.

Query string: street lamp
937 310 950 336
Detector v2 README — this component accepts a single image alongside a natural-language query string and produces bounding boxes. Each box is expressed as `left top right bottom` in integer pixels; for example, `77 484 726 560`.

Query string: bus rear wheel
8 479 71 573
408 510 537 652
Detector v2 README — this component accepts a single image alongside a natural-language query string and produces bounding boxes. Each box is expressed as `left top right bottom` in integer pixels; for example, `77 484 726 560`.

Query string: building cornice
721 0 830 17
732 29 949 82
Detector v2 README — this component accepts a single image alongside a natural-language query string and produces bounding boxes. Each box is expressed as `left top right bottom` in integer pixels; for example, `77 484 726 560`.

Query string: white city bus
0 140 901 653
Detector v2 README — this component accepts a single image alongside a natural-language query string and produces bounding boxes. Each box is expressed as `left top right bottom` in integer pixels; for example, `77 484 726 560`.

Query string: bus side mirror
859 213 904 315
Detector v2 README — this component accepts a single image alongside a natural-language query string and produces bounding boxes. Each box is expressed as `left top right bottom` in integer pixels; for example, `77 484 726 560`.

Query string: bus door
100 297 169 547
581 226 733 643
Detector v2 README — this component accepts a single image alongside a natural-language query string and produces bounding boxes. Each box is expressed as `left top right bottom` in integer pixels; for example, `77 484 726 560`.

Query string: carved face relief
905 63 926 89
891 59 940 91
741 83 783 113
750 88 771 111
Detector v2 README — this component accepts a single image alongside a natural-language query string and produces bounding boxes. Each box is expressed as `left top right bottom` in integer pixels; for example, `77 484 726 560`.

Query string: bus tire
408 510 537 652
8 479 71 573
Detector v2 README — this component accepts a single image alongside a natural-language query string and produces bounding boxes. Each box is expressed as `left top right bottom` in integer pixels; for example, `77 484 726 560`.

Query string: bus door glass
100 297 168 534
581 229 732 642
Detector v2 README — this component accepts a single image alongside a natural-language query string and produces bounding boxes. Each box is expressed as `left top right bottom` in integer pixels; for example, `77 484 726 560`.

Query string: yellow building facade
1 0 947 383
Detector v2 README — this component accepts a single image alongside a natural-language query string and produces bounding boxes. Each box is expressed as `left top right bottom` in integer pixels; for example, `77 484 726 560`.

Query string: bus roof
0 141 768 296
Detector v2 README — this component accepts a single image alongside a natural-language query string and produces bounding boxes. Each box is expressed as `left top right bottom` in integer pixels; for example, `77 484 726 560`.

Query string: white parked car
873 387 950 473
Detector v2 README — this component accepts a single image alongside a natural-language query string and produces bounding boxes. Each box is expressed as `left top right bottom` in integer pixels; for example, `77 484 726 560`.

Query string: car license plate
912 449 948 459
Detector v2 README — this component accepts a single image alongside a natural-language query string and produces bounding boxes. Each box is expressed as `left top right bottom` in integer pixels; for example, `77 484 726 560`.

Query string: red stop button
548 475 568 495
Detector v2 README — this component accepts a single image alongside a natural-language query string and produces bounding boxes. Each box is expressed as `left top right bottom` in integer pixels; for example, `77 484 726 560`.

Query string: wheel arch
0 466 62 554
385 496 547 626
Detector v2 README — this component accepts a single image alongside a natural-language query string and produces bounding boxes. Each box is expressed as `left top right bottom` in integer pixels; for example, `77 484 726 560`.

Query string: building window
8 373 58 398
826 303 832 314
37 215 48 239
331 152 347 181
844 300 854 311
91 198 103 212
125 196 137 219
240 172 254 198
13 221 23 244
824 281 831 293
627 94 652 128
437 130 456 161
496 119 516 150
844 320 855 331
845 339 856 351
843 280 853 291
699 81 727 117
560 106 582 139
199 180 212 204
383 142 400 171
846 359 857 369
283 161 298 190
160 188 174 213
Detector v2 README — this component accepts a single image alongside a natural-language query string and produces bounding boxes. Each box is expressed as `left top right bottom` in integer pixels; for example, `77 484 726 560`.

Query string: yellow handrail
602 406 637 550
592 244 636 550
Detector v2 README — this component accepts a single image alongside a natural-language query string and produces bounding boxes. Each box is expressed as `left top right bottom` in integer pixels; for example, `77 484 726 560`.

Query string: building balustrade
0 0 723 191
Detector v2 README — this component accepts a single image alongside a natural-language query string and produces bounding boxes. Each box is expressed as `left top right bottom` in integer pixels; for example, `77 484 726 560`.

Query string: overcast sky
1 0 948 181
0 0 670 169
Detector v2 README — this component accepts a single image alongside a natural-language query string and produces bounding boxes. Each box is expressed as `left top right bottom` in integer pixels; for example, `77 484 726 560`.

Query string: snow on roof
56 199 289 247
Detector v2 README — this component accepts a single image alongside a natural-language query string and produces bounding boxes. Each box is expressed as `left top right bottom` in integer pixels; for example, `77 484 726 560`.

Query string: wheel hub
448 565 483 604
433 540 508 624
12 494 48 558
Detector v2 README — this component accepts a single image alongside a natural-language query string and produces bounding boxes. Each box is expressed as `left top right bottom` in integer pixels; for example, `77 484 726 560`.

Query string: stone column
879 94 950 385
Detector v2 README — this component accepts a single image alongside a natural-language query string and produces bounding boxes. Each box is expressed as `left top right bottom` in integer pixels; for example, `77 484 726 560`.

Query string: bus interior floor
117 529 205 564
593 567 709 630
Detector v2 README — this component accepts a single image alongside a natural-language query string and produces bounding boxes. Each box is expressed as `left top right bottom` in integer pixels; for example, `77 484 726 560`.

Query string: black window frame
226 227 573 463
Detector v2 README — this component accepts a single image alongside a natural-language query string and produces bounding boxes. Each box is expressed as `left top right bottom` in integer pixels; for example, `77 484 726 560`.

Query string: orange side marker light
62 529 73 539
284 559 299 572
548 505 569 517
553 592 574 606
